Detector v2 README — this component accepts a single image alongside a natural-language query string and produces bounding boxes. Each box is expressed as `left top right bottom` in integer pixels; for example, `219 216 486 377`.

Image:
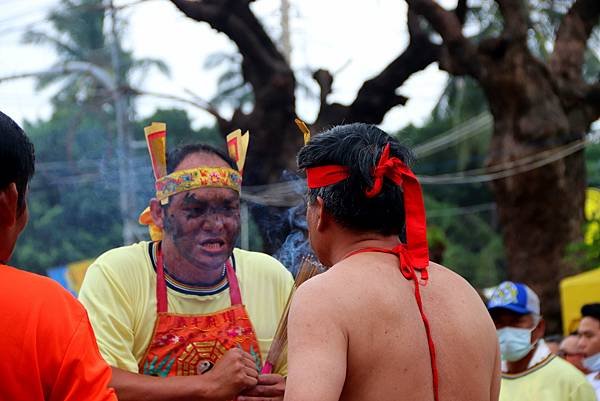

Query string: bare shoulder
290 270 351 323
428 262 484 300
426 262 495 330
293 271 345 310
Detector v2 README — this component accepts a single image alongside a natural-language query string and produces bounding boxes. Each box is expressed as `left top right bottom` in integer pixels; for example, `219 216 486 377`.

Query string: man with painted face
285 123 501 401
79 124 294 401
487 281 595 401
577 303 600 398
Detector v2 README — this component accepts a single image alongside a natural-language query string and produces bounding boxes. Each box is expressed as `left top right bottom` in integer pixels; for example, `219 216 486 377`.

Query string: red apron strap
156 243 168 313
226 260 243 306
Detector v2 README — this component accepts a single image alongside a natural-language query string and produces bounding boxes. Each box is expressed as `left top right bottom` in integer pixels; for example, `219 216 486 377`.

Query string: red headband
305 143 429 268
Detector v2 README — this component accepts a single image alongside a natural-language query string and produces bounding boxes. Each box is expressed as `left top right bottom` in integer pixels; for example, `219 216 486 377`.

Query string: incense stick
262 256 323 373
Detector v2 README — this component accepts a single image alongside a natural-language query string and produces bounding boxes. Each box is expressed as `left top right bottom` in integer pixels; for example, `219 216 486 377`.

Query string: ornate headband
139 122 250 240
144 122 249 204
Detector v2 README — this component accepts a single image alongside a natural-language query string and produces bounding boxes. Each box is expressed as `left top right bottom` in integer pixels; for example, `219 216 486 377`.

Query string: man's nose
576 336 586 351
201 213 225 231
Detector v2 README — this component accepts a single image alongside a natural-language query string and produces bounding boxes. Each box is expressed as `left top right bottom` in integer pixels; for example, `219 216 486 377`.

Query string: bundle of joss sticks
261 256 324 374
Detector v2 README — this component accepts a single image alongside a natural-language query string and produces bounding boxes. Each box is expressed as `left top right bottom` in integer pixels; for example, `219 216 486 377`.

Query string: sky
0 0 451 132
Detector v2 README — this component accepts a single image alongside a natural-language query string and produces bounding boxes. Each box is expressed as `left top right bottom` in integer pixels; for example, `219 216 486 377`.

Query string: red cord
345 246 439 401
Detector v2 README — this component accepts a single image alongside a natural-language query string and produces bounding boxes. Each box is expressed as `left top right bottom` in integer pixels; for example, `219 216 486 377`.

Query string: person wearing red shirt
0 110 117 401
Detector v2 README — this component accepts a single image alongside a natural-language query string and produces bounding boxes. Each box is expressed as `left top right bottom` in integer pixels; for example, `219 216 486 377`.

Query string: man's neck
160 242 227 285
328 232 403 266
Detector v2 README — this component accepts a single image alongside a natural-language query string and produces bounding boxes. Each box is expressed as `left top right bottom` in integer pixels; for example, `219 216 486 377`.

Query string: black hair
544 334 563 343
166 143 237 173
297 123 413 236
581 303 600 322
0 111 35 213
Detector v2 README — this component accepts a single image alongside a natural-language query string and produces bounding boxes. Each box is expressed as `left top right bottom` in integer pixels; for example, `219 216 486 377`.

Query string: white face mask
583 352 600 372
497 327 536 362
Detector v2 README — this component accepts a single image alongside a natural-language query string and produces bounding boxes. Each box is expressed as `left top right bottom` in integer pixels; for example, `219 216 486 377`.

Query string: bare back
286 252 500 401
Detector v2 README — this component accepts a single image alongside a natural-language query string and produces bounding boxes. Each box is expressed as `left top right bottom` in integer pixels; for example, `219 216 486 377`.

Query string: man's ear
314 196 331 232
0 183 19 228
532 318 546 344
149 198 166 229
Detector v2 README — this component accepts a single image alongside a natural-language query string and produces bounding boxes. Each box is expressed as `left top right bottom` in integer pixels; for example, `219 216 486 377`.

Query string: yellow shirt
500 355 597 401
79 241 294 374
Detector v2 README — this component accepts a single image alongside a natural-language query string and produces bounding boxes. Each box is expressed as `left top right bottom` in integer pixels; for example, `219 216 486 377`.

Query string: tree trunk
407 0 600 331
480 44 586 331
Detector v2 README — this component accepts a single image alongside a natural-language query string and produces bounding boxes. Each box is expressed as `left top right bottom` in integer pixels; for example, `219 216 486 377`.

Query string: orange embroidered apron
139 245 262 377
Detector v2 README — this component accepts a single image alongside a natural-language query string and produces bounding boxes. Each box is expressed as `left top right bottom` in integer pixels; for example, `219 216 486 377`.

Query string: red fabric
0 264 116 401
305 143 429 268
306 165 350 188
345 246 438 401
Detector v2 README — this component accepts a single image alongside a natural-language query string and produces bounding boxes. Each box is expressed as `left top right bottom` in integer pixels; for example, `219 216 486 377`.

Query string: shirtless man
285 123 500 401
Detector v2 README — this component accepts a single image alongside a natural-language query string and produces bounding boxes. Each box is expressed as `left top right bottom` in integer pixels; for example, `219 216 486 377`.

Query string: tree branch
454 0 468 26
550 0 600 82
0 61 116 90
406 0 480 78
0 63 228 126
170 0 294 102
312 69 333 111
312 9 439 127
494 0 529 42
128 87 227 123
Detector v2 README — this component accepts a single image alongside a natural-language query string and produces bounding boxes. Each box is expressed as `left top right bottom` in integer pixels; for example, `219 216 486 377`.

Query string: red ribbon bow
365 143 403 197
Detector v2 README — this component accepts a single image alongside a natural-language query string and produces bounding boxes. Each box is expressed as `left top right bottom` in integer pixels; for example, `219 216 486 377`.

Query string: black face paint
181 193 239 221
162 189 241 271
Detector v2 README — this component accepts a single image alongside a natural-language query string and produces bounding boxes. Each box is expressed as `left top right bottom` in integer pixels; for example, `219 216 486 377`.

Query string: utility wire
419 137 588 185
413 113 492 158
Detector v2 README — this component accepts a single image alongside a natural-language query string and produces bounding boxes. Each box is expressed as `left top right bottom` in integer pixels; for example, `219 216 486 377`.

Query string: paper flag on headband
226 129 250 173
294 118 311 145
144 122 167 180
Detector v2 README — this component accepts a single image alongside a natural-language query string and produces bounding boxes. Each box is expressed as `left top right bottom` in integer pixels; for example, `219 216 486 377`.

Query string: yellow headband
155 167 242 203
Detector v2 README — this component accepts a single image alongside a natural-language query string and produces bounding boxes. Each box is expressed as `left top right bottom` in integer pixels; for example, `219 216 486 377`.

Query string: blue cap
487 281 540 315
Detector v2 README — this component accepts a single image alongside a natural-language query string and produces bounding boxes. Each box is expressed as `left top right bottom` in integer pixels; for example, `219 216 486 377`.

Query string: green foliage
565 216 600 272
13 111 123 274
586 143 600 187
424 196 505 287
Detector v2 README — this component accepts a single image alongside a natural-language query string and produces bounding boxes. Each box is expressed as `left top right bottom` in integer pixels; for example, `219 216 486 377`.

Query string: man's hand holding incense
203 348 259 401
236 374 286 401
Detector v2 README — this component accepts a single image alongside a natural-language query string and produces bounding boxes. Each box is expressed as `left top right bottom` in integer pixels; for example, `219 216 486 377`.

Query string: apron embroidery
139 242 262 377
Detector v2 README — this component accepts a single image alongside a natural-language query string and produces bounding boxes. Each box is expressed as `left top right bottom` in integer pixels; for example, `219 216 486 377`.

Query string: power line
426 203 496 218
419 138 588 185
413 113 492 158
